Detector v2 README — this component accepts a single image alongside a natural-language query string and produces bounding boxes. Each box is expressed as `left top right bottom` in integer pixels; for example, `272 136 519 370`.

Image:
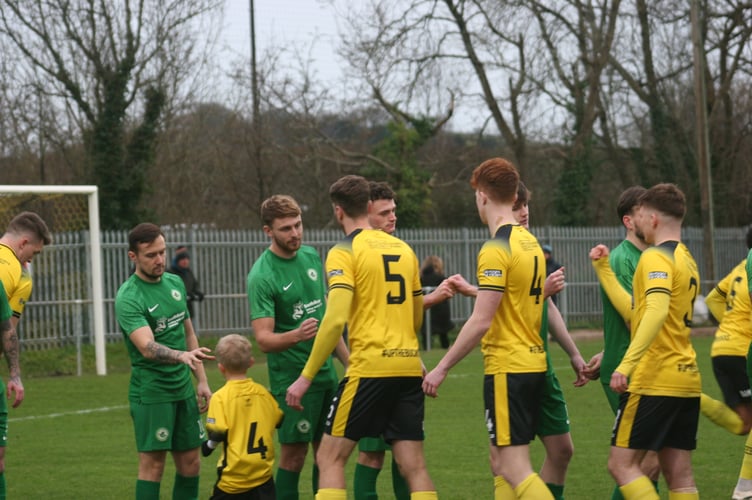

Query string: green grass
1 334 743 498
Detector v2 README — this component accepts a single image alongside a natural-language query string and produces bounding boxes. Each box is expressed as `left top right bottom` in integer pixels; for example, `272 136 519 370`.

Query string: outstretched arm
546 299 588 387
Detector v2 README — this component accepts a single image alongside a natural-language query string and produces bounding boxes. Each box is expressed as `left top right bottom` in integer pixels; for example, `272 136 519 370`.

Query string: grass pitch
4 334 742 498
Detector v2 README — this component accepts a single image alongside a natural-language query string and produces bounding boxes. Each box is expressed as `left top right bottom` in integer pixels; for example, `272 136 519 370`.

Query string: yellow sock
316 488 347 500
514 473 553 499
740 429 752 479
619 476 660 500
411 492 438 500
701 392 745 434
494 475 516 500
668 491 699 499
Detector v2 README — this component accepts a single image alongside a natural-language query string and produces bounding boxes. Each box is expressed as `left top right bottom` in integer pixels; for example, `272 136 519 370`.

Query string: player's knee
550 441 574 466
357 450 386 469
280 444 308 472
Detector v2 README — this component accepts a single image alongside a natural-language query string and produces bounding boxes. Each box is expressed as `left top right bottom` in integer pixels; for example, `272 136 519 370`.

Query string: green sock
391 457 410 500
136 479 160 500
313 463 320 494
172 473 198 500
610 485 625 500
0 471 6 500
276 468 301 500
546 482 564 500
353 463 380 500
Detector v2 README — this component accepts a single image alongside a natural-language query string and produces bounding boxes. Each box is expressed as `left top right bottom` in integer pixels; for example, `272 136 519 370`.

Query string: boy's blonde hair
215 334 253 373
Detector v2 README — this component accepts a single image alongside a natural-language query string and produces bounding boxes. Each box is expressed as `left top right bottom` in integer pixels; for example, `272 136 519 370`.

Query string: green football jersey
599 239 642 383
247 246 337 394
115 272 195 404
0 281 10 323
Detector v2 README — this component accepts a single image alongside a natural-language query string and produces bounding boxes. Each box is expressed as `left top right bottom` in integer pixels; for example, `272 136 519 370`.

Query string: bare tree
0 0 221 228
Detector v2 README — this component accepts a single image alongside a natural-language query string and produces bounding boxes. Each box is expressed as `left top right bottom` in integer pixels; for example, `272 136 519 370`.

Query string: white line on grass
9 405 128 422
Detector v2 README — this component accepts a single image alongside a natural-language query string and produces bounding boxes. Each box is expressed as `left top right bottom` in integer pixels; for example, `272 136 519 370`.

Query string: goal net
0 186 106 375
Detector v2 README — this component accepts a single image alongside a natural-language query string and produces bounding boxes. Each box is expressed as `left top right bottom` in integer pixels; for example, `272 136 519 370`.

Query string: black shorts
611 392 699 451
325 376 425 442
210 478 275 500
484 372 545 446
713 355 752 407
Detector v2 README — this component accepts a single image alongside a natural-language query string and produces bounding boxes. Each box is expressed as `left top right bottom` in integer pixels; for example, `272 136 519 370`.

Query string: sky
218 0 344 85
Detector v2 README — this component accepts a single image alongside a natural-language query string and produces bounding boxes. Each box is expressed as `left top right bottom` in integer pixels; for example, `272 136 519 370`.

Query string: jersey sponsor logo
292 298 324 320
292 302 305 320
483 269 502 278
648 271 668 280
283 281 293 291
296 419 311 434
307 268 318 281
155 317 168 333
148 304 159 313
171 289 182 301
381 348 419 358
328 269 344 278
155 427 170 442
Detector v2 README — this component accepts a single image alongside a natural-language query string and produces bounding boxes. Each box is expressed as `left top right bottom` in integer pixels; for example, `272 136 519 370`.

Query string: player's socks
610 485 626 500
514 473 554 499
493 476 516 500
546 482 565 500
172 473 198 500
0 471 6 500
391 457 410 500
135 479 160 500
410 492 438 499
353 463 380 500
276 468 301 500
739 430 752 480
312 464 320 493
316 488 346 500
667 491 698 499
619 476 659 500
700 393 745 434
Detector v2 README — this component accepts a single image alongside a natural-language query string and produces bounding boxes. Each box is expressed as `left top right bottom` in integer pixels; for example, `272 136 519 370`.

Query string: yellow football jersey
477 224 547 374
709 260 752 357
626 241 702 397
0 244 32 318
325 228 423 378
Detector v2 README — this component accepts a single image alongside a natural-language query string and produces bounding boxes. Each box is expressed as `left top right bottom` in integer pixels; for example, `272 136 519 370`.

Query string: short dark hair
7 211 52 245
128 223 163 253
639 183 686 220
616 186 647 220
369 181 395 202
330 175 370 218
513 181 530 211
260 195 301 227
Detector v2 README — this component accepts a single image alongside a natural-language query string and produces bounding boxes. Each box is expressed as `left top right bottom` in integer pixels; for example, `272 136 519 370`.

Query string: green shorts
536 371 570 437
274 386 335 445
0 379 7 447
129 397 206 452
359 436 390 453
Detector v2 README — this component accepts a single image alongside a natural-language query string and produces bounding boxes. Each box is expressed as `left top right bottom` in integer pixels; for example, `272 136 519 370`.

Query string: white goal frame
0 185 106 375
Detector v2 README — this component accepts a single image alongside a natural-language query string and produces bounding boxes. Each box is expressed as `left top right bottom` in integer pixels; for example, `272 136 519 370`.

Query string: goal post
0 185 107 375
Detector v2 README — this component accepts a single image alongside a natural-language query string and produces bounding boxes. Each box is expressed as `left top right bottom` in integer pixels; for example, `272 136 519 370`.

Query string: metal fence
17 226 749 350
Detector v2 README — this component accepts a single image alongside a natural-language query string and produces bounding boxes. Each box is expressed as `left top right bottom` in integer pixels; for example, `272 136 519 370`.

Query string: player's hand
196 381 212 413
589 244 610 260
180 347 214 370
610 370 628 394
286 376 312 411
432 279 456 301
570 354 590 387
583 351 603 380
422 367 448 398
295 318 319 343
447 274 477 297
544 268 566 298
6 376 24 408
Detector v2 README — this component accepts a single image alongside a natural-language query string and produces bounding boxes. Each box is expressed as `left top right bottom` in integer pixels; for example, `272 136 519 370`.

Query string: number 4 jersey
477 224 547 375
619 241 702 397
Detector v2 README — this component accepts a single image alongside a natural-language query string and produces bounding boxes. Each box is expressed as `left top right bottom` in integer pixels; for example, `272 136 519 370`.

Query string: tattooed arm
2 317 23 408
129 326 213 369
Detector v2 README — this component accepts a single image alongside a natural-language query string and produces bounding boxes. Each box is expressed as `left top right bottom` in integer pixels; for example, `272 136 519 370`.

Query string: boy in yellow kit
203 334 284 500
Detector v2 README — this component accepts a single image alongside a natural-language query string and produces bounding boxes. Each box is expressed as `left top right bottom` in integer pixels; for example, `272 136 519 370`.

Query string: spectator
420 256 454 349
170 246 204 320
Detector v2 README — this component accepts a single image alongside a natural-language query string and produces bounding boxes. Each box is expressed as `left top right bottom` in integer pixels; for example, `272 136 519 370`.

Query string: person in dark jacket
169 246 205 319
420 255 454 349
